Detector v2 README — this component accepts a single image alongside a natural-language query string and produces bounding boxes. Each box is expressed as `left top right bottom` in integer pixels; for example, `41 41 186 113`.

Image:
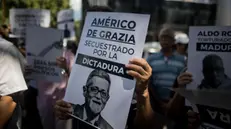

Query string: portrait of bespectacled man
198 54 231 90
72 69 113 129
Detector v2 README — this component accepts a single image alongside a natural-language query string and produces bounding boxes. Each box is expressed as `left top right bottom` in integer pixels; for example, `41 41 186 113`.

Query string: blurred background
1 0 231 55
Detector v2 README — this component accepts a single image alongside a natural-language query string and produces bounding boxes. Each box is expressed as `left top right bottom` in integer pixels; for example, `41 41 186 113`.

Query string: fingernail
126 70 129 74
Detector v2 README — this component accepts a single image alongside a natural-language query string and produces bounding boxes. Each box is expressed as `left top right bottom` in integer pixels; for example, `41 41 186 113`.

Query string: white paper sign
187 26 231 90
57 9 75 40
186 26 231 129
64 12 150 129
26 27 64 82
10 9 50 37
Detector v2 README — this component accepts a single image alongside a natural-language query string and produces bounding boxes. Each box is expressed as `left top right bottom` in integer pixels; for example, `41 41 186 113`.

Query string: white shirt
0 37 27 96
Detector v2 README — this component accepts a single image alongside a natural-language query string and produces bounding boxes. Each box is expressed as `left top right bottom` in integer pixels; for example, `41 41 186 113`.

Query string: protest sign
10 9 50 37
186 26 231 128
57 9 75 40
26 27 64 82
64 12 150 129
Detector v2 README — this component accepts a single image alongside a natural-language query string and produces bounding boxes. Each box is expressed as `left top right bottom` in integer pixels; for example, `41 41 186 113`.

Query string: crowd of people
0 5 221 129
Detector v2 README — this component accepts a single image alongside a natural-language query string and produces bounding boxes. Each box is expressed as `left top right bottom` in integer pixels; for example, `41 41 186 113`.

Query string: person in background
134 71 193 129
146 27 186 128
34 6 112 129
34 41 77 129
0 25 9 38
0 24 21 49
0 36 28 129
147 27 185 107
174 33 189 61
23 67 43 129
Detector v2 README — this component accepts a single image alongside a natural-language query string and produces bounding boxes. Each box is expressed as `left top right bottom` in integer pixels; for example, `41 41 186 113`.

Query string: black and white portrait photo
198 54 231 90
72 69 113 129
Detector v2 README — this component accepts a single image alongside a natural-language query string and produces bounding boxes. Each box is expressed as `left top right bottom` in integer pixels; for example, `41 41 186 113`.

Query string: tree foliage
1 0 70 27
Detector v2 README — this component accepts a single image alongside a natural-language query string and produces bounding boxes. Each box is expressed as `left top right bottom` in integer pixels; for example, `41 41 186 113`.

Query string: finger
180 72 192 78
56 111 69 120
56 100 71 108
187 110 198 117
180 77 193 82
126 64 147 76
179 80 192 85
56 58 65 63
179 76 193 82
56 60 65 66
55 105 72 114
188 118 197 122
127 70 143 80
56 61 63 65
129 58 151 72
56 57 66 61
180 75 193 79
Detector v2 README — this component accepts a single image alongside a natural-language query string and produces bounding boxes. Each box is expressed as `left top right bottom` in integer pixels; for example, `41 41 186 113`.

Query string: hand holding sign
64 12 150 129
177 72 193 88
56 57 67 70
126 58 152 95
54 100 72 120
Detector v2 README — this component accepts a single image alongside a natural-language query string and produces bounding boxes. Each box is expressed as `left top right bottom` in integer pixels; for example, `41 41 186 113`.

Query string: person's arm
165 92 185 119
0 96 17 129
165 72 192 119
0 123 4 129
125 58 154 129
134 87 155 128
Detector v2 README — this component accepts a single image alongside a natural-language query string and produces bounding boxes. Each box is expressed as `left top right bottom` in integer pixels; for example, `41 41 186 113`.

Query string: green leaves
0 0 70 26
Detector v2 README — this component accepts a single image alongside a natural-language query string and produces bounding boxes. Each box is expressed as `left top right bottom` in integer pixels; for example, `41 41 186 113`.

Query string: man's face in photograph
203 57 225 87
84 76 110 115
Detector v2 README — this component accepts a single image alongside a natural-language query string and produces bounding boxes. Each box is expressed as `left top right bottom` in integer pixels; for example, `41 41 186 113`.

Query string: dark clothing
3 103 22 129
72 104 113 129
22 87 43 129
64 29 71 38
125 103 137 129
198 76 231 90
